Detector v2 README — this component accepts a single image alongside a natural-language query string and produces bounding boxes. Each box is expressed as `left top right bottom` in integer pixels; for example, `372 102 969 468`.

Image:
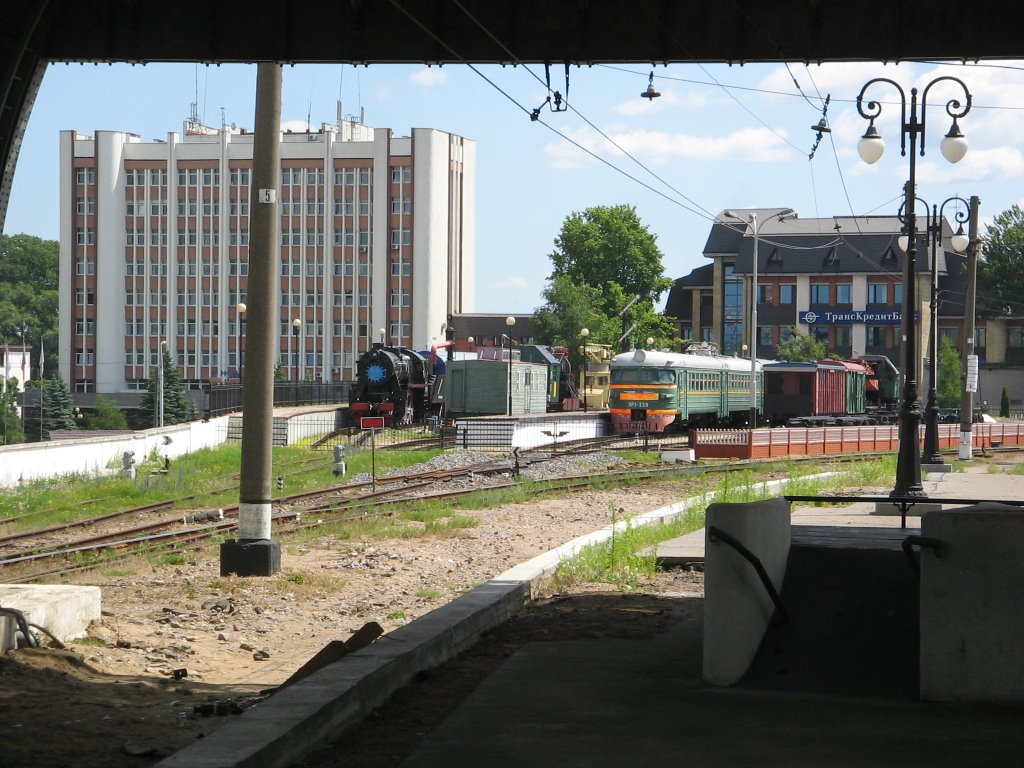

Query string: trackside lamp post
856 75 972 498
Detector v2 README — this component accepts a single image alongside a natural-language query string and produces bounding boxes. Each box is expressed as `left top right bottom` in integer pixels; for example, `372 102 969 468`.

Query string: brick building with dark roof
664 208 1023 411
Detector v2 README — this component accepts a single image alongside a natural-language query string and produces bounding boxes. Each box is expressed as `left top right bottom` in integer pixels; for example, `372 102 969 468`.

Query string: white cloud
918 146 1024 184
280 119 310 132
489 275 531 291
410 68 448 87
543 125 793 169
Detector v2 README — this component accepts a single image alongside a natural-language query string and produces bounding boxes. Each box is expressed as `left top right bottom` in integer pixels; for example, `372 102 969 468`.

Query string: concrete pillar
220 63 282 577
703 497 791 685
920 504 1024 702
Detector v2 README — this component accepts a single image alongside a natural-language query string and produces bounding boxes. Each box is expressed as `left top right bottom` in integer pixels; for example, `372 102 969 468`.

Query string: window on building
779 284 796 304
390 228 412 247
389 290 411 307
835 326 852 347
893 284 903 305
701 327 713 342
229 168 251 186
390 197 412 215
1008 327 1024 347
836 284 852 304
76 197 94 215
866 326 887 346
939 327 959 347
779 327 793 342
811 326 829 343
867 283 888 304
76 289 95 305
810 283 830 304
75 228 95 246
390 166 412 183
76 259 95 275
76 167 96 184
757 284 770 304
389 322 410 339
390 260 412 276
976 327 987 348
201 169 220 186
306 200 324 216
757 326 772 347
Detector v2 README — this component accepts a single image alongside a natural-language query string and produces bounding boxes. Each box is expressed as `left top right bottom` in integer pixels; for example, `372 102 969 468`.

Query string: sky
7 58 1024 313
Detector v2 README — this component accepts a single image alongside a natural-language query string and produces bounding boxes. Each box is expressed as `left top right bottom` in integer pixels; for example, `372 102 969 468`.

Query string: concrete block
0 584 101 652
920 503 1024 702
661 449 695 463
703 497 791 686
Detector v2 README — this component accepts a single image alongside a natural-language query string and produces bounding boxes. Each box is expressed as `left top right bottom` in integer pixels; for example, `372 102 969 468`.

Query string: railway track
3 445 1019 584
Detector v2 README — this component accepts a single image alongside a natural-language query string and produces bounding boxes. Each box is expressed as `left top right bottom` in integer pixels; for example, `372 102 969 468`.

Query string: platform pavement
155 468 1024 768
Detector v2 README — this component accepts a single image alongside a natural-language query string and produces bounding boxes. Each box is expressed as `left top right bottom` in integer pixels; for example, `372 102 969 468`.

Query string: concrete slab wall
920 503 1024 703
703 497 791 686
0 417 229 488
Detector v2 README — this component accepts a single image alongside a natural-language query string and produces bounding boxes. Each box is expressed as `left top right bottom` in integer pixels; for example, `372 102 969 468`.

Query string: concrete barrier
703 497 791 686
920 503 1024 703
0 585 101 653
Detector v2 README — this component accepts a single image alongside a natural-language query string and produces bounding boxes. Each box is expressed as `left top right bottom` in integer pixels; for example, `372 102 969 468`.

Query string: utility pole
958 195 981 460
220 63 282 577
619 294 640 353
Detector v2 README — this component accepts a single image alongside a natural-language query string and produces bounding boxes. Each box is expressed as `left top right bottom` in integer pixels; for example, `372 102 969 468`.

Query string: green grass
416 588 444 599
0 442 445 531
552 456 900 590
1012 462 1024 476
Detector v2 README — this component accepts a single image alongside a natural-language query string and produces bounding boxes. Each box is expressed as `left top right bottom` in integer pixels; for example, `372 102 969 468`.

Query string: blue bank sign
799 310 903 325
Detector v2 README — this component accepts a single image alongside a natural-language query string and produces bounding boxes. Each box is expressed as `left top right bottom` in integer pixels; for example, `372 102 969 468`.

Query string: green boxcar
445 359 549 417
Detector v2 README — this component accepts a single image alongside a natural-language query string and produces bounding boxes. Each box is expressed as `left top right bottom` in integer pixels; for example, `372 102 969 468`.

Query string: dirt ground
4 452 1020 767
0 480 695 768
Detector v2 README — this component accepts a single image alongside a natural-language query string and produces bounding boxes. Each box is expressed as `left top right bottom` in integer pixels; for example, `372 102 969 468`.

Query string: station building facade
58 113 475 406
664 208 1023 411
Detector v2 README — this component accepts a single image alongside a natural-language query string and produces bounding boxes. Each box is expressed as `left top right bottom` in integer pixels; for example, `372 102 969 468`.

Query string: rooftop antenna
220 106 226 129
307 99 312 132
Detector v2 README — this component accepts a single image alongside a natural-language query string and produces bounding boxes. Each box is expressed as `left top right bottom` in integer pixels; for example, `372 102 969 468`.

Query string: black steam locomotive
349 345 444 427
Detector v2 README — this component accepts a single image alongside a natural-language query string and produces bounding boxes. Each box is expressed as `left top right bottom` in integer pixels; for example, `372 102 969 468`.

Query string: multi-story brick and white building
58 112 475 404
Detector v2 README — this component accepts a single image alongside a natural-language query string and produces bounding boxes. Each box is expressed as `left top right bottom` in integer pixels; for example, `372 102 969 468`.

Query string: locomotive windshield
611 368 675 384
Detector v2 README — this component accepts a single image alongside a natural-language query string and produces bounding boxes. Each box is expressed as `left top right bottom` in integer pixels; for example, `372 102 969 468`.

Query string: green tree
532 276 617 373
936 336 962 408
274 362 287 382
1000 387 1011 418
0 377 25 444
775 329 826 361
0 234 59 376
139 349 189 426
543 205 673 346
978 205 1024 319
85 395 130 430
38 376 75 442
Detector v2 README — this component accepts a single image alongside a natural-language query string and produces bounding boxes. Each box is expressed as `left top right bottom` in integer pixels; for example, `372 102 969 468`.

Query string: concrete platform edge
156 473 832 768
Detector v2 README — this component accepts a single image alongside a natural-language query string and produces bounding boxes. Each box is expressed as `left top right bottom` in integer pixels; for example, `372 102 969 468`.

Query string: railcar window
611 369 675 384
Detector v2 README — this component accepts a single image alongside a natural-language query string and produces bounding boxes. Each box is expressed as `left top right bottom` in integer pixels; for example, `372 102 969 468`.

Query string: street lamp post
504 316 516 416
158 339 167 428
856 75 972 498
723 210 763 429
291 318 300 383
236 302 247 384
958 196 981 460
908 197 970 465
580 328 590 413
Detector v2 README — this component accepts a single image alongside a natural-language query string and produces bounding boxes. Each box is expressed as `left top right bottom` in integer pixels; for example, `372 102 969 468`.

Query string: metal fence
205 381 352 419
